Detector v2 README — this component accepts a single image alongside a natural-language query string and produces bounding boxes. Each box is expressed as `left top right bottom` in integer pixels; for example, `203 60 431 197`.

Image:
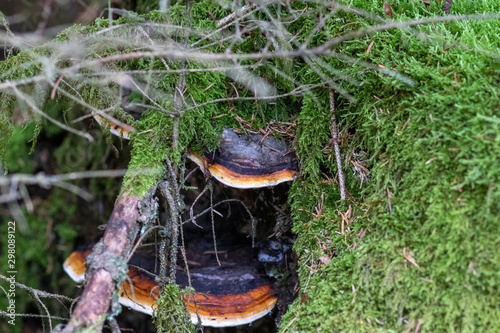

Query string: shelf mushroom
93 111 299 188
64 248 278 327
188 129 299 189
84 109 296 327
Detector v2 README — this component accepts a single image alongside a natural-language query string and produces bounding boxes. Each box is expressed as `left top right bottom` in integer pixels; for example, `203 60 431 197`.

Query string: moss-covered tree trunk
1 1 499 332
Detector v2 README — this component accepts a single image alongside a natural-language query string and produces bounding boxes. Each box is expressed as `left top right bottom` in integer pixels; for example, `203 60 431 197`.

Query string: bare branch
329 88 346 200
217 3 257 28
0 170 128 204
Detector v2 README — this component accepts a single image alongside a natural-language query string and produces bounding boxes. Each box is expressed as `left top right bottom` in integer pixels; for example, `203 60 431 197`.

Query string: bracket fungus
93 112 299 188
64 247 278 327
188 129 299 189
72 108 298 329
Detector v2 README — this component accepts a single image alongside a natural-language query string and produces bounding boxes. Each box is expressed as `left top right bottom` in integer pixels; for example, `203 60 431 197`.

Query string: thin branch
0 170 128 204
217 3 256 28
208 182 221 266
182 82 328 112
60 12 500 74
329 88 346 200
158 178 179 283
189 183 211 228
0 274 74 302
0 310 68 321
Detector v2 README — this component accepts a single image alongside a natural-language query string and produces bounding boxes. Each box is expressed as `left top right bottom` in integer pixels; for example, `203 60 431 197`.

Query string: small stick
365 40 374 54
189 184 210 228
415 319 423 333
209 183 221 266
329 89 346 199
229 82 239 97
405 320 415 333
216 3 256 28
50 75 65 99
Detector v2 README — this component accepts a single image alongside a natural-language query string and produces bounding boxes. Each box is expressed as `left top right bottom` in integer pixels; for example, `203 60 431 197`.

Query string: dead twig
216 3 257 28
405 320 415 333
387 187 392 213
403 247 422 271
0 170 128 206
415 319 423 333
329 89 346 199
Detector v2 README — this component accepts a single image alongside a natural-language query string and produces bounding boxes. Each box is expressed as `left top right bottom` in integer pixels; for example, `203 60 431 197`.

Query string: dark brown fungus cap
188 129 299 188
63 249 277 327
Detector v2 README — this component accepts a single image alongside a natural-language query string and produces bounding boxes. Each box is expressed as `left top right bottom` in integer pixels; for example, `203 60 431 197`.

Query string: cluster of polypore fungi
64 114 298 328
64 243 279 327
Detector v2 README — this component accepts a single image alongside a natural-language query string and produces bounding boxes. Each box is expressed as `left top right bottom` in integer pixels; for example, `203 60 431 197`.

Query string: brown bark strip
58 192 148 332
329 88 346 200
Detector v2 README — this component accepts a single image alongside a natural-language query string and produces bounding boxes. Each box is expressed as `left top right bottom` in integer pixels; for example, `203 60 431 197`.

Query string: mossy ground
1 0 499 332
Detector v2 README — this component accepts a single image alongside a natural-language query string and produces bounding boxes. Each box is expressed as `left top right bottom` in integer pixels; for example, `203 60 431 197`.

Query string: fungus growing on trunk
63 248 278 327
188 129 299 189
93 113 299 188
82 110 298 329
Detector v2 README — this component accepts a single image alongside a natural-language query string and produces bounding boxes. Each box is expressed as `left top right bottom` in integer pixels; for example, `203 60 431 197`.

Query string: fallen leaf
319 256 331 265
403 248 422 271
383 2 393 18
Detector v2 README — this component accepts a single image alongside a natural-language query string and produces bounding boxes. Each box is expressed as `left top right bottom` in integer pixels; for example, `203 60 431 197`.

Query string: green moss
281 1 500 332
0 52 44 169
0 187 79 330
0 215 47 327
121 111 170 196
2 124 36 174
153 284 196 333
2 0 500 331
294 94 332 182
